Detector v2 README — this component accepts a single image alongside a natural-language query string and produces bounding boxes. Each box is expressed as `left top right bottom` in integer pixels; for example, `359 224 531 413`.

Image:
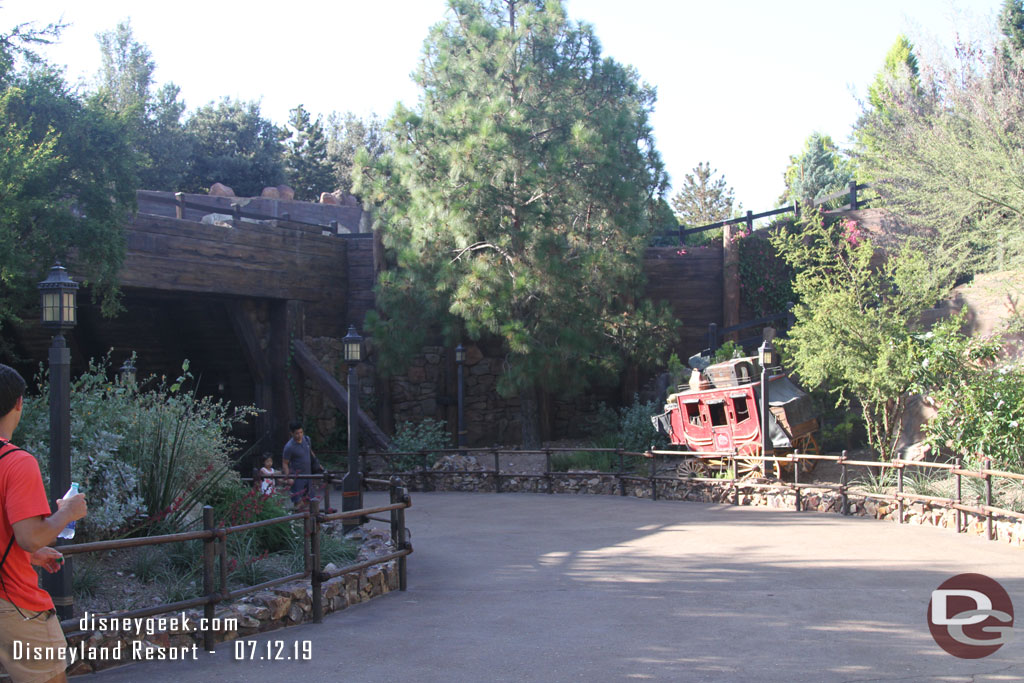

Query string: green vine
734 222 797 317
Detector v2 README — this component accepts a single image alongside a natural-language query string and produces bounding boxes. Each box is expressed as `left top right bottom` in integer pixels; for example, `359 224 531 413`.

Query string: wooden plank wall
345 237 376 329
642 245 723 360
123 213 351 338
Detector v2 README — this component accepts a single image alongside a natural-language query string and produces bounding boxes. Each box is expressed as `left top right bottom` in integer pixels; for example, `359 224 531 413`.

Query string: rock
275 585 307 601
260 186 281 198
319 192 341 205
277 185 295 200
209 182 235 197
287 603 304 623
261 594 291 620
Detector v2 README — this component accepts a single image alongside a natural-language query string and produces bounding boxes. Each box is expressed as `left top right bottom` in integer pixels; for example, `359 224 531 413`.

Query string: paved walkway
91 492 1024 682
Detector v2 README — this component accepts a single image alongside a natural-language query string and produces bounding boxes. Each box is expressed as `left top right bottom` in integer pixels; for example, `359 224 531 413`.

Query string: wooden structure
654 356 819 478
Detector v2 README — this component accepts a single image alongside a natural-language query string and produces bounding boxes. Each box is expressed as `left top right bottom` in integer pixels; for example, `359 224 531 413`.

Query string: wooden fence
57 477 411 648
665 182 875 243
359 446 1024 544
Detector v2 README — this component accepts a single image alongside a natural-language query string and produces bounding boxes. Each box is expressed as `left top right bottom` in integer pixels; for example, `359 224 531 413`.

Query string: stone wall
384 469 1024 549
60 529 401 677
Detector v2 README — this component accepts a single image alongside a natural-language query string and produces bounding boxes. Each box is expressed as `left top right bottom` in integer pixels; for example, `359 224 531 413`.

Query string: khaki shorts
0 597 67 683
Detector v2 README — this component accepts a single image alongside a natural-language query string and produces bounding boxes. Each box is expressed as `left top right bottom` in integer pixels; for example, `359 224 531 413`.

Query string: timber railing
139 191 371 237
356 446 1024 546
664 181 876 244
57 477 411 647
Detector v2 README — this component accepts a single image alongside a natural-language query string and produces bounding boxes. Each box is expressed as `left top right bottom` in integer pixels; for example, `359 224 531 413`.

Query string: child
259 455 277 495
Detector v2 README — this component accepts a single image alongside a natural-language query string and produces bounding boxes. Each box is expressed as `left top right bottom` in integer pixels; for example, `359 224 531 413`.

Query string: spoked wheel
792 433 820 474
735 443 765 479
676 458 709 479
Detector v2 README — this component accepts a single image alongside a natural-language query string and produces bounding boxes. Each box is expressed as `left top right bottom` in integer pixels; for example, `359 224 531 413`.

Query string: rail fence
141 191 371 237
57 477 411 647
664 181 876 244
356 446 1024 544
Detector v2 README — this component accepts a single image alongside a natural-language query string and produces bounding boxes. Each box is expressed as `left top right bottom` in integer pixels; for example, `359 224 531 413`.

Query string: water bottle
57 483 79 540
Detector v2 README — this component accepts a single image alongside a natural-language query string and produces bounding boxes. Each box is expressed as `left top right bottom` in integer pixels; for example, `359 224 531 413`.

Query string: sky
0 0 1006 211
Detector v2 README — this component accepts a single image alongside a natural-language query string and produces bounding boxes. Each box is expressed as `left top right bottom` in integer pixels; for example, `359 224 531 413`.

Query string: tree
357 0 675 446
92 21 191 191
670 161 734 228
0 22 137 333
852 29 1024 277
866 34 920 113
284 104 333 200
773 209 950 460
999 0 1024 60
182 98 285 197
781 132 852 206
326 111 386 196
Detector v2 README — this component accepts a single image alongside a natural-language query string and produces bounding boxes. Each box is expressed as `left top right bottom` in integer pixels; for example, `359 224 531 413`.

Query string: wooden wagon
652 356 820 479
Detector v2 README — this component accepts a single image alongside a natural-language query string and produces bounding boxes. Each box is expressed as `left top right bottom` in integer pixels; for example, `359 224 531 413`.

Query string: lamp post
38 262 78 620
341 325 363 532
119 357 136 388
455 344 466 450
759 327 777 478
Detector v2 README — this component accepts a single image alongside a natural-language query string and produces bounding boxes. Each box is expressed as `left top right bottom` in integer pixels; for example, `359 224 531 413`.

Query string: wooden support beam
290 339 391 450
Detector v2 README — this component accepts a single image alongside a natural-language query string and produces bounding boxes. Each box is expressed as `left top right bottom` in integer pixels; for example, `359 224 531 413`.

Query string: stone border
384 470 1024 548
62 529 401 676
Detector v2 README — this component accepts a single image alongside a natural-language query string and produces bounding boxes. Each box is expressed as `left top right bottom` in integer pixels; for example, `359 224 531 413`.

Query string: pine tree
326 111 386 197
358 0 675 446
781 132 852 206
284 104 333 200
670 161 735 228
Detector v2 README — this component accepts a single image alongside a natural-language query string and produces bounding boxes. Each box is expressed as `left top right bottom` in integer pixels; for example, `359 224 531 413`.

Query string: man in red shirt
0 365 87 683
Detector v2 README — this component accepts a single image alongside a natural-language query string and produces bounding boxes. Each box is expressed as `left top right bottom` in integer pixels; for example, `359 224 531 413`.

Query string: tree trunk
520 386 541 448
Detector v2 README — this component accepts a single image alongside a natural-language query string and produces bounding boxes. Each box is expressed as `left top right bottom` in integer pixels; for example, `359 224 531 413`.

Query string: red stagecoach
652 356 820 478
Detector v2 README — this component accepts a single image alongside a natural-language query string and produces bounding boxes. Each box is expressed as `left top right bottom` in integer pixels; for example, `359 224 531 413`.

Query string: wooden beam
290 339 391 450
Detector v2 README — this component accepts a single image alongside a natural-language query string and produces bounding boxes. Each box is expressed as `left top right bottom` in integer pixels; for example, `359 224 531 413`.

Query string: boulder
261 186 281 199
319 192 341 205
209 182 235 197
276 185 295 200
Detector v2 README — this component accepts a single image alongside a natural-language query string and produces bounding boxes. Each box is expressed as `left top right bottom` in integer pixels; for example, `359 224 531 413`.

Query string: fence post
175 192 185 219
202 506 216 652
322 472 333 513
745 210 753 234
678 224 685 246
793 200 800 221
395 483 409 591
649 450 657 501
849 181 859 210
985 458 993 541
331 219 339 235
955 457 963 533
896 463 905 524
310 499 323 623
232 202 241 225
545 449 553 494
493 449 501 493
618 448 626 497
707 323 719 356
793 455 801 512
839 450 848 515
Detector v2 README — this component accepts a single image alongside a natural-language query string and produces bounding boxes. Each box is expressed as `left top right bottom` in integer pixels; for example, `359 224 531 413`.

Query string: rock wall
59 529 401 677
380 470 1024 549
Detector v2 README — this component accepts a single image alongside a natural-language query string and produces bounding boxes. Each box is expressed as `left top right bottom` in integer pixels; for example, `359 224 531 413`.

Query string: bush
616 395 669 454
18 356 256 539
390 418 449 471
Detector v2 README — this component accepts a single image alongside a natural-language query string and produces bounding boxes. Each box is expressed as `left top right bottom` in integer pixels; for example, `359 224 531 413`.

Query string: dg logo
928 573 1014 659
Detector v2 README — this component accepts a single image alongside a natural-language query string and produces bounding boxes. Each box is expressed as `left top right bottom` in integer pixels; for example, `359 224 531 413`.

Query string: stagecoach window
683 402 702 426
707 400 728 427
733 396 750 423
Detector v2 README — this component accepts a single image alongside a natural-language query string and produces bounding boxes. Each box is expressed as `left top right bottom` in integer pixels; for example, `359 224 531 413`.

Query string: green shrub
390 418 449 471
616 395 669 454
18 356 256 539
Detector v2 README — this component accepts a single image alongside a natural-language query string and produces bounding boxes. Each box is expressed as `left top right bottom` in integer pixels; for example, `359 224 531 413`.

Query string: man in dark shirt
281 421 313 508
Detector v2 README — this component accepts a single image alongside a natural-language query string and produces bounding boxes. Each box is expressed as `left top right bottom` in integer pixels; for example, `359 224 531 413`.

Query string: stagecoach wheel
794 433 820 473
676 458 708 479
735 443 764 479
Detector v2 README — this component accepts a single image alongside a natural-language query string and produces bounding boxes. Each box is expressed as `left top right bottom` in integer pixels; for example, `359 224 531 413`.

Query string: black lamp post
38 262 78 620
341 325 363 532
455 344 466 450
119 357 136 388
759 328 778 477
